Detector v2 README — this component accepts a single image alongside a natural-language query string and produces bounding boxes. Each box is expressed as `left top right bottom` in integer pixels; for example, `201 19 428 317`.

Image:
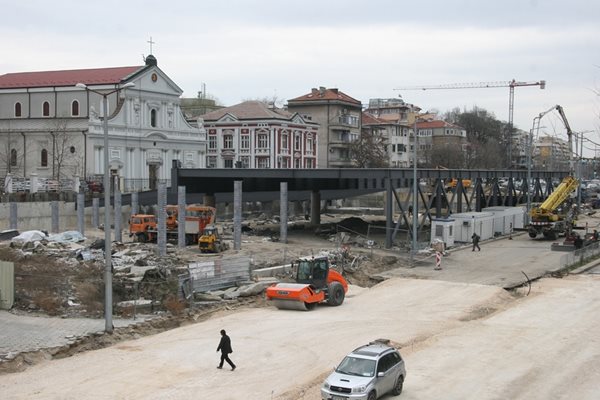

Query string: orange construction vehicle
129 214 158 243
129 204 216 245
265 255 348 311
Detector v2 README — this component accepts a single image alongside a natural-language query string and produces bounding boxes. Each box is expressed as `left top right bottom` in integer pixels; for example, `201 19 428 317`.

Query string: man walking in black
216 329 236 371
471 232 481 251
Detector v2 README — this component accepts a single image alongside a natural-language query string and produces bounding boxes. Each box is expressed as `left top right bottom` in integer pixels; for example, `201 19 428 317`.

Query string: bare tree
425 141 465 168
350 128 389 168
51 119 83 179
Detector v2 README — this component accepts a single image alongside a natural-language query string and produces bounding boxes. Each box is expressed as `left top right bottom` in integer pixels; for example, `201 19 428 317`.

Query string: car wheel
367 391 377 400
327 281 345 306
392 375 404 395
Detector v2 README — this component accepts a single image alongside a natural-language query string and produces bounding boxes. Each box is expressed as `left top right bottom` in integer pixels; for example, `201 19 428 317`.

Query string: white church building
0 55 206 191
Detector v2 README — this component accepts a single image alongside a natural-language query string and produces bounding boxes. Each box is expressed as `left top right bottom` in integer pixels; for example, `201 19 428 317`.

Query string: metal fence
559 241 600 269
179 256 251 299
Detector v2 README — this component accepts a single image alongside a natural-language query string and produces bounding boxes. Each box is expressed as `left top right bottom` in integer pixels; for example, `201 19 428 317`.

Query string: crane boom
394 79 545 91
394 79 545 168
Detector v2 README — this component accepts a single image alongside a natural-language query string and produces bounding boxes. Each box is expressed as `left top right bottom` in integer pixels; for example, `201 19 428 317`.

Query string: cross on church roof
147 36 155 54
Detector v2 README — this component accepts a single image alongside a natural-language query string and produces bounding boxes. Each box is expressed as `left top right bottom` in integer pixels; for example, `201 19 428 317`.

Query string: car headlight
322 381 330 390
352 385 367 394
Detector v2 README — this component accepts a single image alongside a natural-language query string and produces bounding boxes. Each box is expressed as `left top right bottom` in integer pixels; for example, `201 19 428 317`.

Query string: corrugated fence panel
0 261 14 310
179 256 251 298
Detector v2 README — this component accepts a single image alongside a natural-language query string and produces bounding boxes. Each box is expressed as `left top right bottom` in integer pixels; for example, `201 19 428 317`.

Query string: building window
223 135 233 149
281 133 289 151
43 101 50 117
257 133 269 148
305 158 314 168
208 135 217 150
10 149 17 166
206 156 217 168
224 159 233 168
14 102 22 117
295 133 301 150
239 156 250 168
72 100 80 116
41 149 48 167
150 109 157 127
241 135 250 149
294 158 301 168
257 157 270 168
70 146 76 154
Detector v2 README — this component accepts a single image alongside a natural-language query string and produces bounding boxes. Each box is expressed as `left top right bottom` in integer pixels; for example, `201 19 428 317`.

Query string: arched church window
150 109 157 128
10 149 17 166
15 102 22 117
72 100 79 116
41 149 48 167
43 101 50 117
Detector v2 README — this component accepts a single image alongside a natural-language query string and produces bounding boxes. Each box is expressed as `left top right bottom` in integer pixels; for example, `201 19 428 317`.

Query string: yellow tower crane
394 79 546 167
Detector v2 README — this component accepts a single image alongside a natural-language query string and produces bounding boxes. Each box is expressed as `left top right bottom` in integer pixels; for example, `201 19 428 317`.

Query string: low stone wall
0 201 131 233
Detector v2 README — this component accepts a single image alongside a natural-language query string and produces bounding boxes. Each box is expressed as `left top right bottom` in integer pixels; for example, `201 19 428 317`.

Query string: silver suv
321 340 406 400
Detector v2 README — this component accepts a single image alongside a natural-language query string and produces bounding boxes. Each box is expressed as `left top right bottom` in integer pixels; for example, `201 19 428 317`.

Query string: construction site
0 166 599 399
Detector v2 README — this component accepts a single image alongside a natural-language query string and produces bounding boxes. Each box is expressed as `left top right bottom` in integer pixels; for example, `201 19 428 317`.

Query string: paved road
382 232 570 288
0 312 148 358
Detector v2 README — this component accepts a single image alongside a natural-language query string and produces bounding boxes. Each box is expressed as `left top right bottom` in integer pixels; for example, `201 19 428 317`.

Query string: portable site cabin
452 212 495 243
430 218 455 248
484 206 525 235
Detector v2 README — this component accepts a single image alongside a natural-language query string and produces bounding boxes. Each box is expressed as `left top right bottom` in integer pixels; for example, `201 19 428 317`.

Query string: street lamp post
410 116 419 264
76 82 134 333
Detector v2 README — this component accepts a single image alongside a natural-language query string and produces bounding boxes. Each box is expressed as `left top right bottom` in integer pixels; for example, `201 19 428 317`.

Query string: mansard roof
288 87 361 106
0 66 143 89
202 101 296 122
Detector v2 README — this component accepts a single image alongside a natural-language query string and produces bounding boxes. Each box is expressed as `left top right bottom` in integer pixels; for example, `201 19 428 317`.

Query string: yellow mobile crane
527 105 579 240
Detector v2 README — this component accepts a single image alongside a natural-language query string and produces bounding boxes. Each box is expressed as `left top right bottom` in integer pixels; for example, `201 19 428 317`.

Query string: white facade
0 56 205 190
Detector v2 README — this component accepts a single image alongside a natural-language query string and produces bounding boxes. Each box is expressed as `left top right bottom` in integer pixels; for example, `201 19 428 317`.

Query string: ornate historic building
0 55 205 190
198 101 318 169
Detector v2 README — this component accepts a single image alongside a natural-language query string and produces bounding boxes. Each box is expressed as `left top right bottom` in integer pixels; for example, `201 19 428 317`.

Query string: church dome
145 54 157 66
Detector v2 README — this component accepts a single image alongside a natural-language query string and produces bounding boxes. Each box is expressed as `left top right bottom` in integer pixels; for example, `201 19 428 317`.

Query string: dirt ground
2 213 599 399
1 275 598 400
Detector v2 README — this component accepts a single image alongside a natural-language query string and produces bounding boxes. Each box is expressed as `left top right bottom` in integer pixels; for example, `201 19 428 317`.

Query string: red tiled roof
202 101 294 121
416 120 463 129
288 87 361 105
361 112 386 125
0 66 143 89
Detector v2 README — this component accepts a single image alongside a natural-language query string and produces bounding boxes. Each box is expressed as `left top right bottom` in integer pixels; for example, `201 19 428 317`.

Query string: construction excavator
265 255 348 311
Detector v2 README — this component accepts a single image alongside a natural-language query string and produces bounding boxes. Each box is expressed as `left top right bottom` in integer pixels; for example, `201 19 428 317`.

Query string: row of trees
352 107 511 169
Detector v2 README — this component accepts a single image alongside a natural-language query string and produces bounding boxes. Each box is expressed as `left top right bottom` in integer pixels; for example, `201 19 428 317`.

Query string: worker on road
471 232 481 252
216 329 236 371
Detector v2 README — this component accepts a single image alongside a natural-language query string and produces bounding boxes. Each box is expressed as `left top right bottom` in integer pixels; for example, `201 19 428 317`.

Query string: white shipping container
452 212 495 243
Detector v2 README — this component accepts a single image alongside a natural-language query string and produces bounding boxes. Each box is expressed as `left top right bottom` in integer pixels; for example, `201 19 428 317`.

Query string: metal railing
179 256 251 299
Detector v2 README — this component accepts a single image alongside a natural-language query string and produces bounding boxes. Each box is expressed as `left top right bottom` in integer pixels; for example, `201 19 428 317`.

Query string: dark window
150 109 157 127
43 101 50 117
70 146 75 154
41 149 48 167
15 102 22 117
72 100 79 116
10 149 17 166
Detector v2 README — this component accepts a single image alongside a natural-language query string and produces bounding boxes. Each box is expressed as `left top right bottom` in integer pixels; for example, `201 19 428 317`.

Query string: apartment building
287 87 361 168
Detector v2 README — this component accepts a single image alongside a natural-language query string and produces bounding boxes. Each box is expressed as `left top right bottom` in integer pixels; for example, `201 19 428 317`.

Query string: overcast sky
2 0 600 155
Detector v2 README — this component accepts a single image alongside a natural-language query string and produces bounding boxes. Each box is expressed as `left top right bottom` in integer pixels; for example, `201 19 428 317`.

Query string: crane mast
394 79 546 168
